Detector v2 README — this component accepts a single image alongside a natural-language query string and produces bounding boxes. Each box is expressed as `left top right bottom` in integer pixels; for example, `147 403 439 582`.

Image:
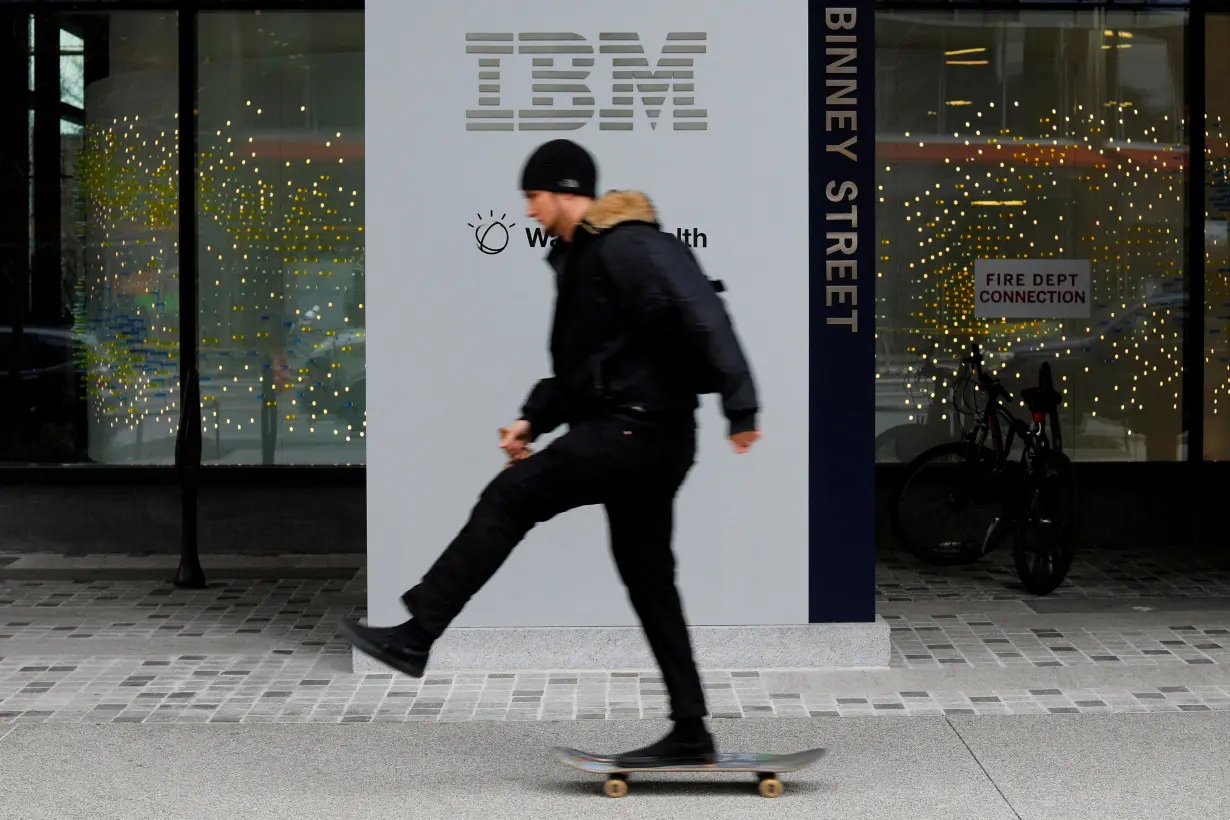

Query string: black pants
400 413 707 721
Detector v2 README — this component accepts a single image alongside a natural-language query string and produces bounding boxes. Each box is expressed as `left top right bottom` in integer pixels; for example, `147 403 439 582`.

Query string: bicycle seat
1021 385 1062 413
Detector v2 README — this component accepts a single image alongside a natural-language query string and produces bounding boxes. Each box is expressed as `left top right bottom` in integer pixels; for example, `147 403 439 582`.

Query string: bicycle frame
957 343 1056 468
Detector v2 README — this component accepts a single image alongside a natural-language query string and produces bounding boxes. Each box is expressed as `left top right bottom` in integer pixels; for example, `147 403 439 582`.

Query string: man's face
524 190 564 235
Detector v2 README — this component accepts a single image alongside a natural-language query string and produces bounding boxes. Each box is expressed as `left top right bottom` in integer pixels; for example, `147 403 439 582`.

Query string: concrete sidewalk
2 713 1225 820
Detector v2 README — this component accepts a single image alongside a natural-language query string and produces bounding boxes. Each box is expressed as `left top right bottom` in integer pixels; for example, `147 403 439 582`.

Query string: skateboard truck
600 770 784 799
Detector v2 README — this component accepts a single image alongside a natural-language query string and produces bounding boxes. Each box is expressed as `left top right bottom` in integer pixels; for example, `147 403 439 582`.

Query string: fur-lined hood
579 190 658 235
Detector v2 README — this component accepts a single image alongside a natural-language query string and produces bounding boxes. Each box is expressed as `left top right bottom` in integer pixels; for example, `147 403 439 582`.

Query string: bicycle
889 343 1078 596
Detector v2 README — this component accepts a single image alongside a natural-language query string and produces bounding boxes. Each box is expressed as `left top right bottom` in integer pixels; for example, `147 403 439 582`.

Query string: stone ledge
0 553 362 581
353 618 891 673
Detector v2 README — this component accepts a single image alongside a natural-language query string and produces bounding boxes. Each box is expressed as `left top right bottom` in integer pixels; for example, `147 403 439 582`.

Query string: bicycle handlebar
958 341 1013 403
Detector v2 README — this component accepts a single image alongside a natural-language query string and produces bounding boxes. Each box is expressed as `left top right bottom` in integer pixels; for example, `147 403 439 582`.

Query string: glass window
1205 14 1230 459
60 28 84 108
875 10 1189 463
0 11 180 464
197 11 365 465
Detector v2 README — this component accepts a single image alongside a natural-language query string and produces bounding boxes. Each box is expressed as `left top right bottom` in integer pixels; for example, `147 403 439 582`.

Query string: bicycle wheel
890 441 1001 566
1009 449 1078 595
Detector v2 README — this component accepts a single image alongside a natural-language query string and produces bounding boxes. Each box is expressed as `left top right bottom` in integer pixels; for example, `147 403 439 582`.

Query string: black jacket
519 190 759 439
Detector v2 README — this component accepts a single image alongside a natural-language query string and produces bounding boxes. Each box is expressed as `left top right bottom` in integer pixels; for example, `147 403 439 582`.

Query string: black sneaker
614 726 717 768
336 618 430 678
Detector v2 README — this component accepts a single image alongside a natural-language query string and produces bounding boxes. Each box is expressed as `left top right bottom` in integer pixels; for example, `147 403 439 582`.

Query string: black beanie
520 139 597 198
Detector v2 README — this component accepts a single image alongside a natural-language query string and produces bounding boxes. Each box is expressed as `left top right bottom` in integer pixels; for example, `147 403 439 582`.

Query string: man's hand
499 420 533 464
730 430 761 454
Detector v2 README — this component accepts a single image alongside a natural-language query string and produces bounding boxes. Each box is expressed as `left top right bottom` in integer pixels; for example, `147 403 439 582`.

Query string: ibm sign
465 31 708 132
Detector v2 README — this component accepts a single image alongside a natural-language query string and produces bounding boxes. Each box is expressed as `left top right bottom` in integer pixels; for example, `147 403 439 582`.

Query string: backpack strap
664 230 726 293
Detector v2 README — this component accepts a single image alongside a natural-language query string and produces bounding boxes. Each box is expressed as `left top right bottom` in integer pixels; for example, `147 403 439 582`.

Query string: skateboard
549 745 827 798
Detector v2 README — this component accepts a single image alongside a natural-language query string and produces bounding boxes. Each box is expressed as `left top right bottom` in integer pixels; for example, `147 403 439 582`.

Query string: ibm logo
465 31 708 132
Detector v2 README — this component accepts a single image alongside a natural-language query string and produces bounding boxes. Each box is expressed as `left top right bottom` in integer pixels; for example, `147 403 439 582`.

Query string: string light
1206 112 1230 428
75 100 365 460
75 116 180 443
877 54 1199 459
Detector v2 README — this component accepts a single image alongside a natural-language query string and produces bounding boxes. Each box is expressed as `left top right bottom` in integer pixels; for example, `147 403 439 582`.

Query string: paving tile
4 551 1230 721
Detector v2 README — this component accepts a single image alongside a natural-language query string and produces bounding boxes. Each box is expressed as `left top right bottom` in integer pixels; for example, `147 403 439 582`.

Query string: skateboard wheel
758 777 784 798
603 776 629 798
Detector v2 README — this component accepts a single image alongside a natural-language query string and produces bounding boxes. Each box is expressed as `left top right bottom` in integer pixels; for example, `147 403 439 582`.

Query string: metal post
1184 0 1207 545
174 7 204 588
32 15 60 329
0 12 29 463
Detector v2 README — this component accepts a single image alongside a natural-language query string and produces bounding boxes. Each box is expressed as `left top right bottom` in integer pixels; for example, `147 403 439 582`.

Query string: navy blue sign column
810 4 875 623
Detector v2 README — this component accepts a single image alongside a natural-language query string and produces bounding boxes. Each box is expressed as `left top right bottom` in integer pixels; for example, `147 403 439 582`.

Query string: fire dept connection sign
974 258 1092 319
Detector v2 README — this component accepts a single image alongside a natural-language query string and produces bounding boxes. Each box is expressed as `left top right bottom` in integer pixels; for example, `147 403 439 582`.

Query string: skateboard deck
550 745 826 798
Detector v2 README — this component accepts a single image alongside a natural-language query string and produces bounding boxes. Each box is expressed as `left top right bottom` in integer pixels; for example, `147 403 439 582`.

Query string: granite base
351 619 891 673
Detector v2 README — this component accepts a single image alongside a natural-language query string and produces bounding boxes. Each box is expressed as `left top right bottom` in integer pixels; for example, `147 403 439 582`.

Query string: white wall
365 0 810 628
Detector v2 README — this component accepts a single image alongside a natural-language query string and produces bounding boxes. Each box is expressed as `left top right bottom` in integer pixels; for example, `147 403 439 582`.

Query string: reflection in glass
77 13 181 463
875 11 1188 463
60 28 84 108
1 11 179 464
197 12 365 465
1205 15 1230 459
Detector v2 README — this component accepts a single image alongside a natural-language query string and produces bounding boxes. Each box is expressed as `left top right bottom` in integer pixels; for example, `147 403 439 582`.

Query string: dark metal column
31 14 61 328
1184 0 1207 545
174 8 205 588
0 11 30 463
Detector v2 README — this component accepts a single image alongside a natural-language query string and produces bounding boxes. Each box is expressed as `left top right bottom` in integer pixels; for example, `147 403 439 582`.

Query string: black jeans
400 413 707 721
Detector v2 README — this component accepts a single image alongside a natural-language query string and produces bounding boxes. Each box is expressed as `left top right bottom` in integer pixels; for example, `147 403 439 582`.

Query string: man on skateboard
337 138 760 767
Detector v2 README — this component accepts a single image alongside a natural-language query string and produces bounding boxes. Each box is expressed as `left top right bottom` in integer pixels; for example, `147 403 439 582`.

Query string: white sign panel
365 1 811 628
974 258 1092 319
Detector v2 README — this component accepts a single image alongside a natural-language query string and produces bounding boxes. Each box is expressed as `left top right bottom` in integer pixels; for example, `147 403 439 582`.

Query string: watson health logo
468 210 516 255
469 209 708 255
465 31 707 132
